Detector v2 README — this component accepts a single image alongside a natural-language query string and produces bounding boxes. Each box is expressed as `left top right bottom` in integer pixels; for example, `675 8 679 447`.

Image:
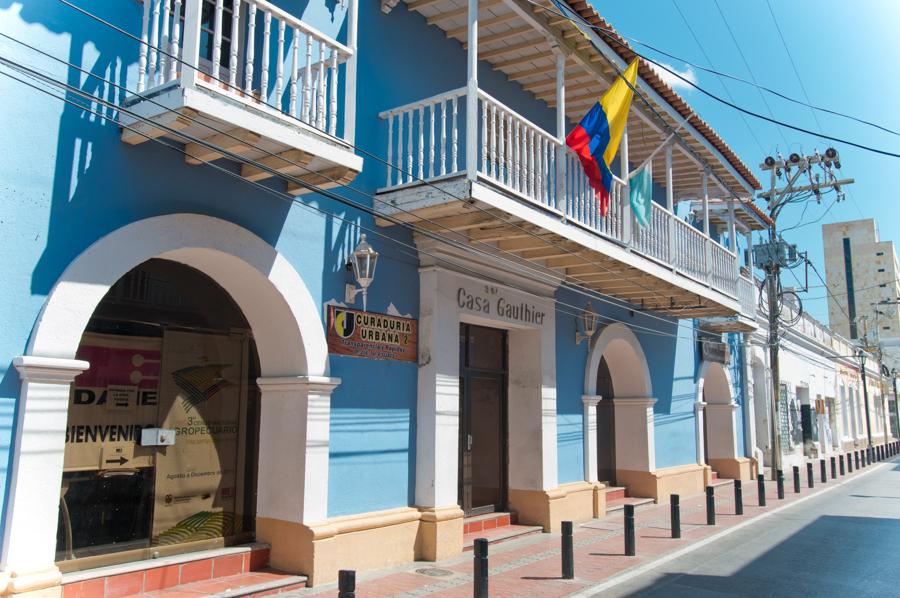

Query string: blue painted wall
0 0 747 535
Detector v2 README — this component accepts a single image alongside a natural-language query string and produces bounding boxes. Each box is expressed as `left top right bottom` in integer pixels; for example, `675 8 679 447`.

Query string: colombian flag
566 59 639 217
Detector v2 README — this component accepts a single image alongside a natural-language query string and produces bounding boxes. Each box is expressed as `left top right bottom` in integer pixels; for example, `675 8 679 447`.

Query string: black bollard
734 480 743 516
776 470 785 499
820 459 827 483
855 451 860 469
757 473 766 507
706 486 716 525
670 494 681 539
840 454 845 475
338 570 356 598
847 452 853 473
561 521 574 580
793 466 801 494
473 538 489 598
624 504 636 556
807 462 814 488
831 456 837 479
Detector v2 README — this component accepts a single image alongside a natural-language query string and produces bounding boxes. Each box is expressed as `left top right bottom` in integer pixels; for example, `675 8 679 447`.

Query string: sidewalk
292 452 897 598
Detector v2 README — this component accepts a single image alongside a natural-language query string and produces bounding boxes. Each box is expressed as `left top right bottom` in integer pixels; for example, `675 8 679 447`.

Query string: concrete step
135 569 307 597
463 524 543 550
604 486 627 502
606 496 655 513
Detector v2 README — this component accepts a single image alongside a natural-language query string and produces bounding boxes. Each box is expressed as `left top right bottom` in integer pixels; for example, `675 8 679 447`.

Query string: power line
545 0 900 159
52 0 704 314
546 0 900 139
0 51 713 345
669 0 766 156
713 0 791 150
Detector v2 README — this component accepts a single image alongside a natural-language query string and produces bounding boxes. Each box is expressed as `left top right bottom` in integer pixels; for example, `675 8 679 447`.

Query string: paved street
291 454 900 598
596 460 900 598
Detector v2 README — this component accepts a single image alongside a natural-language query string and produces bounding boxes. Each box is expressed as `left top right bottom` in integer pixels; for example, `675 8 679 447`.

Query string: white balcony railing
379 87 741 300
137 0 352 137
738 274 759 319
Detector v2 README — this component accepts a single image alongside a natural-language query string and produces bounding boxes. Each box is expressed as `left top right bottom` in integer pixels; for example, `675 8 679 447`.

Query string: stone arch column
5 215 333 591
697 360 749 479
582 323 655 486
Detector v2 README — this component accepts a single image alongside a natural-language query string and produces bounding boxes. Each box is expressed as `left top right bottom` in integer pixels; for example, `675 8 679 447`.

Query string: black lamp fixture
576 301 598 345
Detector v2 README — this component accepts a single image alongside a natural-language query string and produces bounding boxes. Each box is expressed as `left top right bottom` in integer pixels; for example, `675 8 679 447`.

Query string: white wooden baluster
245 3 256 93
407 110 413 182
329 48 338 134
169 0 182 83
275 19 284 108
506 114 513 187
290 28 299 116
397 112 403 184
138 0 151 92
302 35 312 123
451 96 458 173
317 42 327 130
148 0 162 86
489 103 496 179
440 100 447 176
260 11 271 103
539 137 546 204
548 144 555 208
229 0 241 87
480 98 487 175
211 0 224 80
498 110 505 185
529 130 535 200
387 115 394 186
513 121 520 192
428 104 435 178
159 0 171 82
418 106 424 180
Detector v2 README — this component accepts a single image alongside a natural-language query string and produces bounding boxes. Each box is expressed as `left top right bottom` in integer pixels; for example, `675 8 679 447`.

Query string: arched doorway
7 215 333 585
698 360 744 479
57 259 261 566
582 323 654 490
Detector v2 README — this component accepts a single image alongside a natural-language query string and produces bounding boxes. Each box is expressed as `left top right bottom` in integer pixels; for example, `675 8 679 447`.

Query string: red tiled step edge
604 486 626 502
62 545 276 598
463 512 515 534
139 569 306 598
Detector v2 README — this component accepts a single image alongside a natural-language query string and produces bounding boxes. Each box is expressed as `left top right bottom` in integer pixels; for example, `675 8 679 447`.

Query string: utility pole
755 149 853 479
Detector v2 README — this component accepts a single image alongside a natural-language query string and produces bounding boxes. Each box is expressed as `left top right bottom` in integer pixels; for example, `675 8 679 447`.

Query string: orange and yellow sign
327 306 417 362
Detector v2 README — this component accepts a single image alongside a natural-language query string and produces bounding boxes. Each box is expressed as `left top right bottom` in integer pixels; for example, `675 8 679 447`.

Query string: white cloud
650 62 698 92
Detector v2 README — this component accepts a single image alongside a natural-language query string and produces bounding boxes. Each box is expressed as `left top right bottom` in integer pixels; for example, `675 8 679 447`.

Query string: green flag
629 166 653 228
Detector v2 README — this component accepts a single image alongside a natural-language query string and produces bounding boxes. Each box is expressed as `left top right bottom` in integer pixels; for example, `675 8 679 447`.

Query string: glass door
458 324 507 516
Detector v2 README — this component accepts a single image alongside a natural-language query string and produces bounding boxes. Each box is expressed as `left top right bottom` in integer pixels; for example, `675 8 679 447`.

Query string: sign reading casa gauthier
327 305 417 362
457 285 547 326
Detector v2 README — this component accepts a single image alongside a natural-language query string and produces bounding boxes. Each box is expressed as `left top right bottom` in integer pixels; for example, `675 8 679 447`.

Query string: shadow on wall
618 514 900 597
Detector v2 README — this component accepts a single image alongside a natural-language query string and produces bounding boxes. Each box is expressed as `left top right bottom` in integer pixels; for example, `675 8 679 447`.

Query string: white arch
26 213 328 377
583 322 652 397
696 360 734 406
5 214 334 580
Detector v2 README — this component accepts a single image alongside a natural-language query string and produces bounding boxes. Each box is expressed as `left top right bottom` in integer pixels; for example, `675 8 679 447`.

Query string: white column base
582 395 601 483
256 376 340 525
2 357 89 581
612 397 656 472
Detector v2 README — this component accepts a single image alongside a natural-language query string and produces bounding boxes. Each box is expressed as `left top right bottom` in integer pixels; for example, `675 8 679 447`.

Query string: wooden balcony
121 0 362 193
374 87 745 318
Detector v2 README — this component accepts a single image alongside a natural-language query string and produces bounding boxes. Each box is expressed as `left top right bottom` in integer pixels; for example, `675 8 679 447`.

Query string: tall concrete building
822 219 900 369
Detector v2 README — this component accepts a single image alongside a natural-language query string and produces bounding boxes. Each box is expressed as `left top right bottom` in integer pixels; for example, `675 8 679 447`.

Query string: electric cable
0 56 716 344
50 0 703 313
544 0 900 159
669 0 766 156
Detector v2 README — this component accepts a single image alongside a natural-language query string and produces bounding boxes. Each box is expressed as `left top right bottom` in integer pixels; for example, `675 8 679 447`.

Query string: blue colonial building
0 0 770 593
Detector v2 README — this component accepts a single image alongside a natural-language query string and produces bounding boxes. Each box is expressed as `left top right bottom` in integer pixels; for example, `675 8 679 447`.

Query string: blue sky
593 0 900 323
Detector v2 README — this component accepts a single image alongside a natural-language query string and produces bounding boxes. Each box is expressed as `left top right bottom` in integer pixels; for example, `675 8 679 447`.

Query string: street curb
565 458 897 597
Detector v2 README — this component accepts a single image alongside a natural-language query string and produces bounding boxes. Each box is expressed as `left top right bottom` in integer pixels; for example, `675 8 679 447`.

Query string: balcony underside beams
120 83 362 190
376 177 741 318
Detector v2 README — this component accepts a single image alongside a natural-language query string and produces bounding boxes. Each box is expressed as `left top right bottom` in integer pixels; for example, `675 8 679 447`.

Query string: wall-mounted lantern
576 301 598 345
345 234 379 312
